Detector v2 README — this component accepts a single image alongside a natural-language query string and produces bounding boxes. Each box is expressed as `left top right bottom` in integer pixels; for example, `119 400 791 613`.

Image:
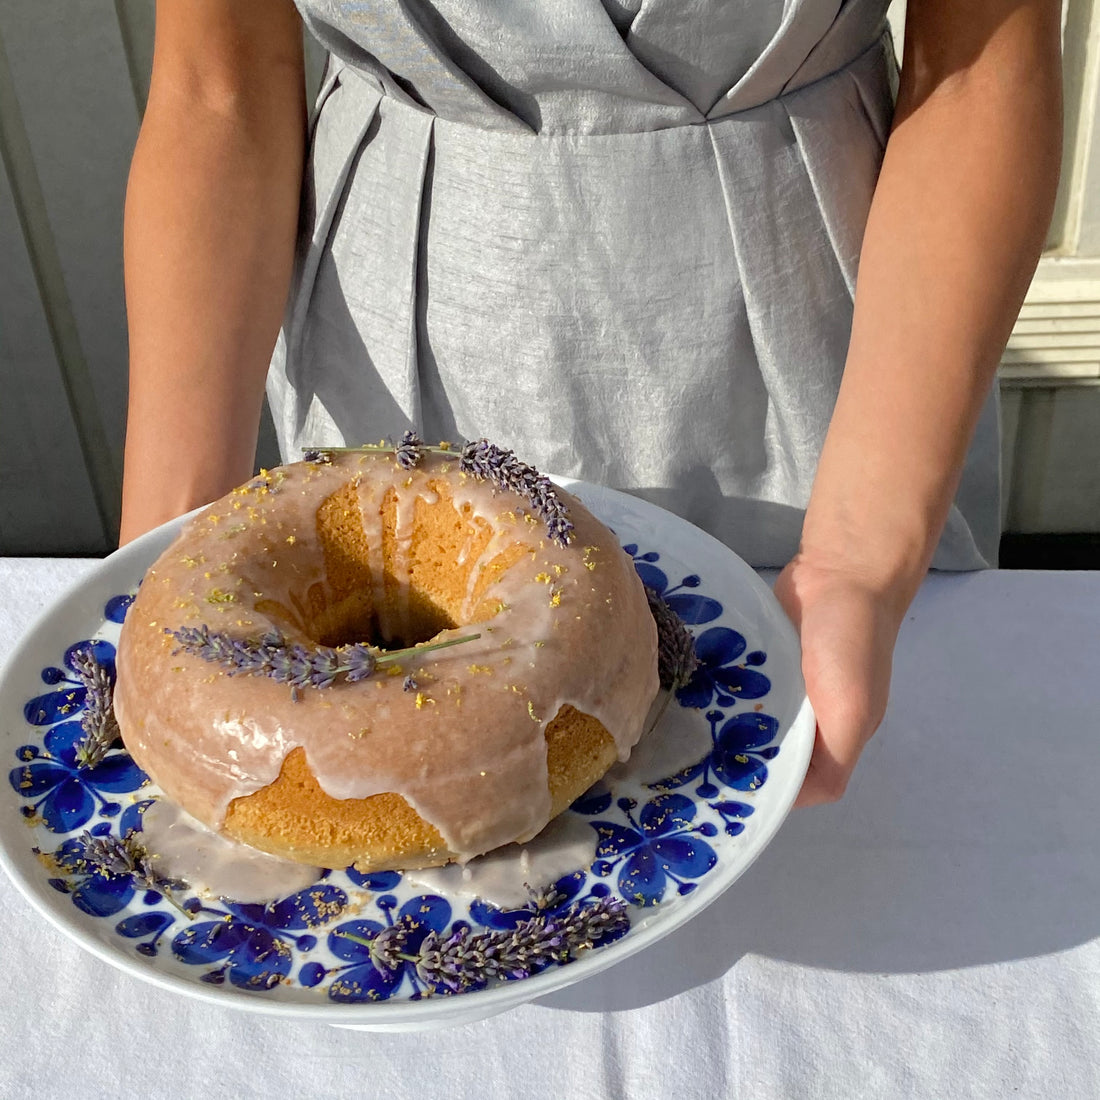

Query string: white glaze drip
138 798 322 902
407 811 598 908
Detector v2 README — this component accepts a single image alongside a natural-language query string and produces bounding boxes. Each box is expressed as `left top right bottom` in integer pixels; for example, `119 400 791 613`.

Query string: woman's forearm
120 4 305 545
800 0 1062 607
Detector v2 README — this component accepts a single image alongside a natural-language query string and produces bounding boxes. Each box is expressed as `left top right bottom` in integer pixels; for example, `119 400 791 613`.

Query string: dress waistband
315 23 895 140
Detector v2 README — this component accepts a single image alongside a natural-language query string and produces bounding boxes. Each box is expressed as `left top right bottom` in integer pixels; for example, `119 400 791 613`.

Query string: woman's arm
777 0 1063 804
119 0 306 545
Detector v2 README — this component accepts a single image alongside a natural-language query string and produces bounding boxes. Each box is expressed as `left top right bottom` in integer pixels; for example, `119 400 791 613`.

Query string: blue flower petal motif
570 783 613 816
676 626 771 710
10 733 146 832
712 800 755 836
623 545 723 626
326 894 452 1003
345 868 402 891
650 710 780 799
591 795 718 906
172 885 348 991
104 595 134 624
712 713 780 792
10 642 147 832
116 911 176 957
44 837 136 917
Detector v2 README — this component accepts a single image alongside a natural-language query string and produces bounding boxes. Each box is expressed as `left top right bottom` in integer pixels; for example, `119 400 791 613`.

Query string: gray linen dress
268 0 1000 569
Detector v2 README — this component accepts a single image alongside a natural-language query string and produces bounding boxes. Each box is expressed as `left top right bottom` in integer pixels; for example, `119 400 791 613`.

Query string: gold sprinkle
180 555 204 568
386 665 404 677
415 692 434 710
527 701 540 722
205 589 237 605
535 572 552 584
286 535 297 545
549 588 562 608
553 564 566 575
347 727 370 740
534 641 546 648
467 665 493 675
207 513 222 525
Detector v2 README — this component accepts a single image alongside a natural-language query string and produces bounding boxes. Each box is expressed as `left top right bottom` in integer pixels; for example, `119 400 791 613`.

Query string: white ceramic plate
0 480 813 1029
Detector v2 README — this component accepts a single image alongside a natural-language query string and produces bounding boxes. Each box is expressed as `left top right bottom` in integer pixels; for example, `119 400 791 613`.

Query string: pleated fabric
268 0 998 568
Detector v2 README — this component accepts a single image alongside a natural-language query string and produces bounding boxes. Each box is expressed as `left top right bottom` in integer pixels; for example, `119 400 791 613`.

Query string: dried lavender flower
168 624 480 697
70 648 121 771
365 894 629 994
395 429 424 470
65 830 188 896
302 449 333 464
402 675 418 693
368 923 410 972
459 439 574 548
645 586 699 690
301 435 575 548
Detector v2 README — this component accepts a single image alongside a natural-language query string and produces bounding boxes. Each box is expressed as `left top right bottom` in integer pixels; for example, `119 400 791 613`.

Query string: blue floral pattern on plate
8 538 786 1005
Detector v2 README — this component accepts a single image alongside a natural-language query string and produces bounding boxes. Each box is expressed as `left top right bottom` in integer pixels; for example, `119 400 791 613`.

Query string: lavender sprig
458 439 574 548
70 648 121 771
348 893 630 995
57 830 190 915
168 625 480 697
300 435 575 548
645 586 699 691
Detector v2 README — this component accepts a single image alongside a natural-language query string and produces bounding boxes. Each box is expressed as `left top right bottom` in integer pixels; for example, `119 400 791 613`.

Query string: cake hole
311 590 459 652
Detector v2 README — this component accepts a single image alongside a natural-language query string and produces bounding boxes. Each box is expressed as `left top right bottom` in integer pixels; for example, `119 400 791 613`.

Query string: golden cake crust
114 451 659 869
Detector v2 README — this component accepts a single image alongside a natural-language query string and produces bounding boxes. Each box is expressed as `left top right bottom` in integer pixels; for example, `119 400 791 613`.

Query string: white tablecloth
1 561 1098 1099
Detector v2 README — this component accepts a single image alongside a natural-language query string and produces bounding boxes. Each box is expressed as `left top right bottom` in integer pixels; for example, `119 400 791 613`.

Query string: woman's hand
774 554 904 807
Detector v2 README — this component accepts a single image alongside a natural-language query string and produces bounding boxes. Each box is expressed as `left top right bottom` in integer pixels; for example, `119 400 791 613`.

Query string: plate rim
0 478 814 1024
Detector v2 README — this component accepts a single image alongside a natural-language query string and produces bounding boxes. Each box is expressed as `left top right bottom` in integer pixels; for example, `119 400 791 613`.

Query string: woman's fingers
775 558 898 808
